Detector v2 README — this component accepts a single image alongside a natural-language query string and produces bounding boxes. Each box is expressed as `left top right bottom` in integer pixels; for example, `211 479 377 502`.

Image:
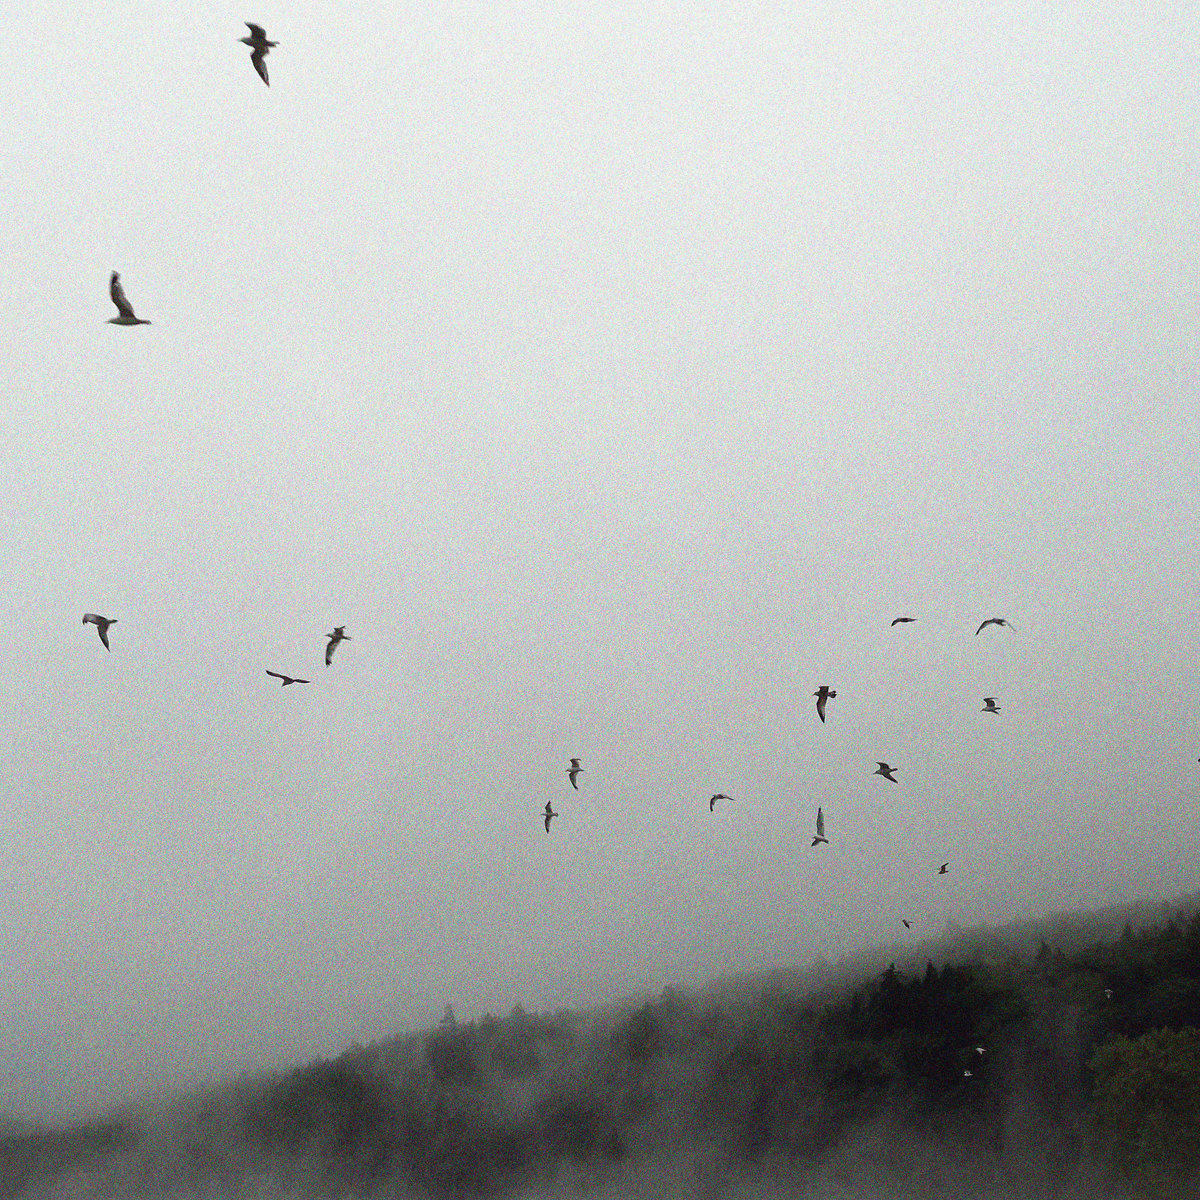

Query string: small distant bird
891 617 916 626
325 626 350 666
567 758 583 790
709 793 733 812
82 613 117 650
813 685 837 724
938 862 949 875
902 919 912 929
543 801 558 833
982 697 1001 714
1104 988 1113 1000
975 1046 987 1057
107 273 150 325
811 806 828 846
240 23 277 85
975 617 1015 635
963 1069 974 1079
874 761 899 783
266 670 309 687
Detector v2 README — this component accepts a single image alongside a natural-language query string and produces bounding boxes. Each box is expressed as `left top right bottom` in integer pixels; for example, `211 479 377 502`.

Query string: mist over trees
4 893 1199 1199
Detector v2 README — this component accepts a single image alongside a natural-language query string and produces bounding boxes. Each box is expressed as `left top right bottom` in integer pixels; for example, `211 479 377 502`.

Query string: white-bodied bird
982 697 1001 714
567 758 583 790
812 806 828 846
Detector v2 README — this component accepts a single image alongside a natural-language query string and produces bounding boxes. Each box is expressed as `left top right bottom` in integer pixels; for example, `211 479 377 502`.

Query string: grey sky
0 1 1196 1120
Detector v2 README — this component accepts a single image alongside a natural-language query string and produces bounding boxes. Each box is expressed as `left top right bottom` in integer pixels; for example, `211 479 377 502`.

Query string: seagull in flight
813 685 837 724
982 697 1001 714
82 613 117 650
709 793 733 812
938 862 949 875
975 617 1015 635
902 919 912 929
240 23 277 85
874 761 899 783
890 617 916 626
811 806 828 846
567 758 583 790
543 801 558 833
107 273 150 325
325 626 350 666
266 670 309 687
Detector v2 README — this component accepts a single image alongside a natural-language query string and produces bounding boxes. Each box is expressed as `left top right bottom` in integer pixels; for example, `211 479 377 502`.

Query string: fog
0 0 1197 1123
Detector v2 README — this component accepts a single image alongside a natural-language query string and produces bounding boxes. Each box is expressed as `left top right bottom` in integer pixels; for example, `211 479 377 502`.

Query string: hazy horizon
1 0 1197 1123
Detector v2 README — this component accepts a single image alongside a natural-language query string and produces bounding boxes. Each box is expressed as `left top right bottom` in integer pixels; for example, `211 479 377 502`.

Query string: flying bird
567 758 583 790
890 617 916 626
938 862 949 875
902 919 912 929
107 273 150 325
543 801 558 833
325 626 350 665
240 23 277 85
709 793 733 812
982 697 1001 714
874 761 899 783
975 1046 987 1057
975 617 1015 635
813 685 837 724
811 806 828 846
266 670 309 687
82 613 117 650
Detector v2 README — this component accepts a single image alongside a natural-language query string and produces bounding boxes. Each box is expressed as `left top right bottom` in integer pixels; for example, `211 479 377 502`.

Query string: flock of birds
537 616 1017 933
94 25 1018 948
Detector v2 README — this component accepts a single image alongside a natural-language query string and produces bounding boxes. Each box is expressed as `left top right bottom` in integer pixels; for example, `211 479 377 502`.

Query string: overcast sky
0 0 1196 1121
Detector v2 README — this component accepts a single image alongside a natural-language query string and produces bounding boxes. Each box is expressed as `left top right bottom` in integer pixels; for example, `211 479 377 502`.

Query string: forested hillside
5 894 1199 1199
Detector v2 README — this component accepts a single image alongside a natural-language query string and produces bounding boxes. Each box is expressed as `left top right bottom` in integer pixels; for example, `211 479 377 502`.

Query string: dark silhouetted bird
812 806 828 846
975 617 1015 635
875 761 898 783
938 862 949 875
902 919 912 929
567 758 583 790
107 273 150 325
266 670 309 687
240 23 277 85
709 793 732 811
543 801 557 832
82 613 117 650
982 696 1000 714
813 685 837 723
325 626 350 665
891 617 916 626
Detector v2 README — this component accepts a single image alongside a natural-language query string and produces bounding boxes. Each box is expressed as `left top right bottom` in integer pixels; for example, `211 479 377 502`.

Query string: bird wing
110 273 137 319
544 814 551 831
816 694 827 722
250 48 269 84
97 625 110 650
266 670 286 681
816 808 824 837
245 23 268 39
325 640 336 666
